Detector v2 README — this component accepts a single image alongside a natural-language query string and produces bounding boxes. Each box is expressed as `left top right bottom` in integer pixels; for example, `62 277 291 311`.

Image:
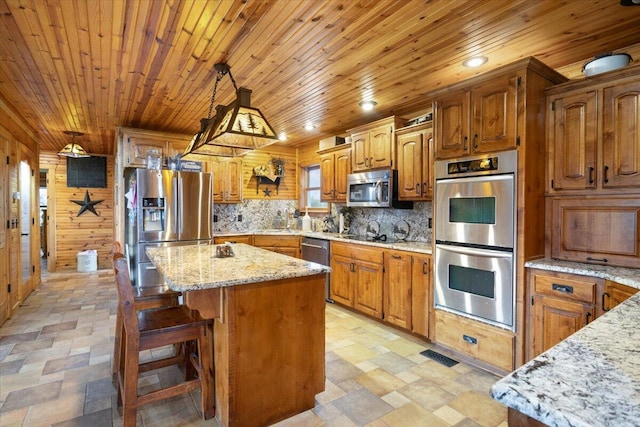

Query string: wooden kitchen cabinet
547 64 640 193
396 123 433 201
602 280 638 312
120 127 191 168
435 309 515 373
253 235 300 258
411 254 431 339
383 250 413 329
213 235 253 245
528 269 599 359
550 197 640 268
433 73 518 159
349 116 403 172
330 242 384 318
383 250 432 337
319 144 351 203
211 158 243 203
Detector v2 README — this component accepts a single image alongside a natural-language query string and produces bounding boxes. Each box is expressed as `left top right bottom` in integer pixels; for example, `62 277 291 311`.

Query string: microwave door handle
375 180 382 203
437 243 512 258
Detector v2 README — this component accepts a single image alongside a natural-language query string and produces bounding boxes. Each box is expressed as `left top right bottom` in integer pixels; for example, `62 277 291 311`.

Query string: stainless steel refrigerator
124 168 213 287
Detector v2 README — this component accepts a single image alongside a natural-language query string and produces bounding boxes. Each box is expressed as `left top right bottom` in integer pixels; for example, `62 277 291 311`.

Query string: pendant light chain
206 65 239 120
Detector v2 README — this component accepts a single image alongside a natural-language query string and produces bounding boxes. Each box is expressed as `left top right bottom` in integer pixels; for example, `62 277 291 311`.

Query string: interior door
0 137 8 324
19 154 37 300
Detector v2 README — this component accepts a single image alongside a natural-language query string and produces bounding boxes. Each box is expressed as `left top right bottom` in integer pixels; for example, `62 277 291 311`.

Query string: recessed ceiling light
304 123 315 131
359 100 377 111
278 131 287 141
463 56 488 68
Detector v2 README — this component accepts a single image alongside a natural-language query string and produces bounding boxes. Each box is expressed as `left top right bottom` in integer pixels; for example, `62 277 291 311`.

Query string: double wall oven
434 150 517 331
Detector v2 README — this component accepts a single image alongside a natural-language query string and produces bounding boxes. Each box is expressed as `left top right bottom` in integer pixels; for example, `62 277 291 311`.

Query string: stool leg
199 325 215 419
112 308 123 381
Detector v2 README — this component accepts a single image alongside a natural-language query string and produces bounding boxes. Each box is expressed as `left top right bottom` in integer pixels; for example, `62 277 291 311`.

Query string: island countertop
491 291 640 427
146 243 330 292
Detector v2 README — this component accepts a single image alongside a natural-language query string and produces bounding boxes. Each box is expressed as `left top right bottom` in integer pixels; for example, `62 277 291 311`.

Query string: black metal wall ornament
71 190 104 216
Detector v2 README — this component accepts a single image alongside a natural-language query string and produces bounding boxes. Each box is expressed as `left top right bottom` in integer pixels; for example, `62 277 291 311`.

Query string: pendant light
58 131 90 158
182 63 279 157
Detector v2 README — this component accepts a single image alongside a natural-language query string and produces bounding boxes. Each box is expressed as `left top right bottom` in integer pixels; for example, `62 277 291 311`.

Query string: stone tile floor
0 268 507 426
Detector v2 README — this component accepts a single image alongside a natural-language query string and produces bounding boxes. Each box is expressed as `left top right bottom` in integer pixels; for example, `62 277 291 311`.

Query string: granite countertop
491 291 640 427
492 259 640 426
215 230 433 255
146 243 331 292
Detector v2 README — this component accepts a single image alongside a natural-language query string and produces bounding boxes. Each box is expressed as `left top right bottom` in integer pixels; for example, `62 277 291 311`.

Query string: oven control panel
447 157 498 175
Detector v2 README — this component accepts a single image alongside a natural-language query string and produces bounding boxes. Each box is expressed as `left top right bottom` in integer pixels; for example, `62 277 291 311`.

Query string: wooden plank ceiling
0 0 639 156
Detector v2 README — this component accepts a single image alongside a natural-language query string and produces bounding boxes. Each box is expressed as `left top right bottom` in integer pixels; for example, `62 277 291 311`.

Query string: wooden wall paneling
241 146 298 200
53 155 115 271
297 141 321 167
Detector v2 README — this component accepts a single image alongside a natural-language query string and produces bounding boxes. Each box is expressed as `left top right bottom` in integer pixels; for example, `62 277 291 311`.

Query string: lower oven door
434 243 514 330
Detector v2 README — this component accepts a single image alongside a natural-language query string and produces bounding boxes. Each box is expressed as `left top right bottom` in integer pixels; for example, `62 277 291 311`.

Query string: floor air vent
419 349 458 367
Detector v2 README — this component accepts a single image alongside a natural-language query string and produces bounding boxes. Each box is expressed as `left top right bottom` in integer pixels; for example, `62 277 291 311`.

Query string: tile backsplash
214 200 432 242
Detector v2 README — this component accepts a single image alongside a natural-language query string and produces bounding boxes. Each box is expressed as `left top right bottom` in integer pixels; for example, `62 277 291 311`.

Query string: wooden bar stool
111 242 182 379
113 253 215 426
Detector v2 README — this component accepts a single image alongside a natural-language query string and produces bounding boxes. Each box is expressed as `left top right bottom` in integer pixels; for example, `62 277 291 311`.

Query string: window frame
299 163 329 213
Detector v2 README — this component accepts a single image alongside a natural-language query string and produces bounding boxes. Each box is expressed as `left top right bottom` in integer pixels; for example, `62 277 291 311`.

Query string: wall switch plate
213 214 218 222
428 218 432 228
237 214 242 222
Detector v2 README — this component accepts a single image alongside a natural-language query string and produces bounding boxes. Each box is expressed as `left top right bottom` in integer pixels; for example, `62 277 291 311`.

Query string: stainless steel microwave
346 169 412 209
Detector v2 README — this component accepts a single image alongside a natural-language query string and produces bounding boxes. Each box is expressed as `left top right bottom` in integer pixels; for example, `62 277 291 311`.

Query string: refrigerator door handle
173 176 180 234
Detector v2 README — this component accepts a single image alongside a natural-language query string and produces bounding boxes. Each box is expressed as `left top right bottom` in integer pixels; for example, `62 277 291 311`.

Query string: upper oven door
435 173 515 249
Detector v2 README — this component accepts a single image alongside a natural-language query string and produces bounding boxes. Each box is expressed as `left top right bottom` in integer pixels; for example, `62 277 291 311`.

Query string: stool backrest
113 254 140 342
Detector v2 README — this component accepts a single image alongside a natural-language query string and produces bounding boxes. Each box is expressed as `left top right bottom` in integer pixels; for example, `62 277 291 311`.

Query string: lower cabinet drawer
435 310 514 372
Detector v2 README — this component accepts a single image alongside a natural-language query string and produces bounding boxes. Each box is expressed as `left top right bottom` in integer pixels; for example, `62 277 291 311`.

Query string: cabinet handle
552 284 573 294
463 334 477 345
392 254 402 259
350 262 355 272
473 133 478 149
415 183 420 194
585 312 592 325
422 182 427 195
463 136 468 151
588 167 594 184
586 256 608 263
422 261 429 275
604 165 609 184
602 292 610 312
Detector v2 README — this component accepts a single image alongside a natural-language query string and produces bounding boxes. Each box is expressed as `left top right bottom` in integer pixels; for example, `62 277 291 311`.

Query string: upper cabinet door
397 131 423 199
334 149 351 202
434 91 470 159
602 82 640 189
472 74 518 154
369 126 393 169
351 131 369 171
548 91 598 191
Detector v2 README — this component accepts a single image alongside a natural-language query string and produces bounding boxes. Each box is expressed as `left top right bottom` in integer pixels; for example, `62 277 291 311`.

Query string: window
301 164 328 211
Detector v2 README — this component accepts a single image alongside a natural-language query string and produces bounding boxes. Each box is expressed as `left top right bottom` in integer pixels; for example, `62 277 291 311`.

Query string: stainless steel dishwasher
301 237 333 303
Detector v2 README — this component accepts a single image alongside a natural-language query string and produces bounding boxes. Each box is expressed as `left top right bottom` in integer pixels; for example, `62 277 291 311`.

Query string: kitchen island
491 261 640 427
146 243 331 427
